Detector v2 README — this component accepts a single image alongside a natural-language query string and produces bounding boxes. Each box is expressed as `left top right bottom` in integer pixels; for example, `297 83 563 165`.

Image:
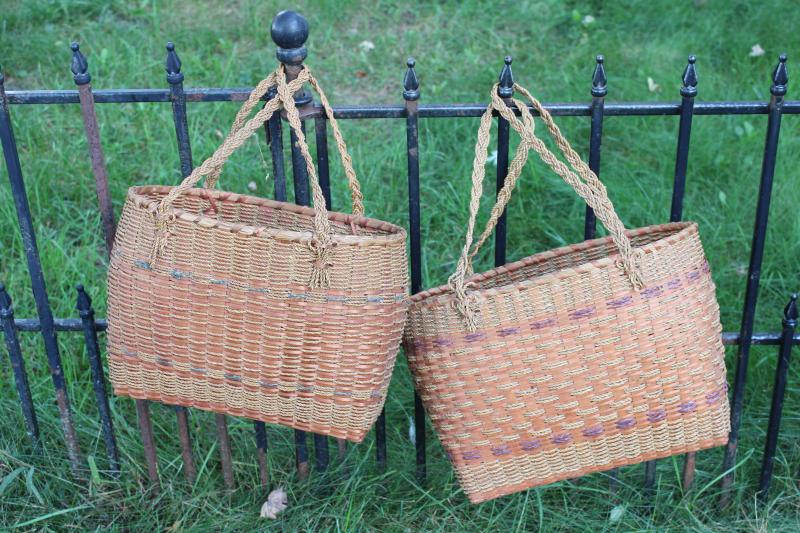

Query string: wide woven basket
403 82 729 502
107 65 408 442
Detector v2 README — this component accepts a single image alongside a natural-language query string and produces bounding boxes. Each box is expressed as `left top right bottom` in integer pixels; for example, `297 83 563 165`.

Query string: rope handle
449 82 645 331
151 65 364 287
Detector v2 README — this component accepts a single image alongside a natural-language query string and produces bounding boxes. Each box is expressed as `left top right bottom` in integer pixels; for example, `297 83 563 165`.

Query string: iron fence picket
758 294 798 502
0 68 82 475
75 285 120 474
403 58 426 482
0 285 40 445
720 54 788 506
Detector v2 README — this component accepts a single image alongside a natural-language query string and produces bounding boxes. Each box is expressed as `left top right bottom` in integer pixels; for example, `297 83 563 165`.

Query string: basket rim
410 221 699 305
128 185 407 246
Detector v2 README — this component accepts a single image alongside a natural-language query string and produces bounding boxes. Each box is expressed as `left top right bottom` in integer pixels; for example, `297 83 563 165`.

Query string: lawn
1 0 799 530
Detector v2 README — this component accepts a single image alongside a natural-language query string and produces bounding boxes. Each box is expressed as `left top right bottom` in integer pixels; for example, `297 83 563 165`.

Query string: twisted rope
449 82 645 331
151 65 364 287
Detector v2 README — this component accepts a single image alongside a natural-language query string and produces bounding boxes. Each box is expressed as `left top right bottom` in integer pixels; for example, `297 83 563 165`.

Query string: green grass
1 0 799 530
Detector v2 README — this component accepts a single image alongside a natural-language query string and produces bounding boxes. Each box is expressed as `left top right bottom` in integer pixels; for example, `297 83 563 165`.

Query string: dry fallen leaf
355 70 368 78
749 44 765 57
647 77 661 93
260 487 288 519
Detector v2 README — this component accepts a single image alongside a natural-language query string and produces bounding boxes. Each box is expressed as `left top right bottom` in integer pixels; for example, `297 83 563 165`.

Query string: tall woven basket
107 65 408 442
403 82 730 502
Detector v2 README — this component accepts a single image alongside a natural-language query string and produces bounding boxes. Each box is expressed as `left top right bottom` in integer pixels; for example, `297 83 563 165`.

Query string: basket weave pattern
107 65 408 442
108 187 407 441
405 223 729 501
403 81 729 502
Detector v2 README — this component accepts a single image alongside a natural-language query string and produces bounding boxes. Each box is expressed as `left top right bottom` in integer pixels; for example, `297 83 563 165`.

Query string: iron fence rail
1 9 797 508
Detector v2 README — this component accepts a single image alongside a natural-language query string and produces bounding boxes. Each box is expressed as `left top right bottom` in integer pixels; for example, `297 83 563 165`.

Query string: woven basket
107 65 408 442
403 82 729 502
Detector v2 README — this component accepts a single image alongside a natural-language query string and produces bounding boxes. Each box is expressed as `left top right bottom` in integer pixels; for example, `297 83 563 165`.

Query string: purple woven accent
615 417 636 429
607 296 633 309
445 450 454 460
190 367 206 375
156 357 173 367
647 409 667 423
498 327 521 337
531 317 557 330
224 373 242 382
462 450 481 460
260 380 279 389
702 261 711 273
520 439 541 451
686 270 701 281
491 444 512 456
569 307 596 319
464 332 487 342
665 278 683 290
552 433 572 444
582 426 604 438
641 286 663 299
433 338 453 347
121 347 138 359
706 389 724 404
678 401 698 413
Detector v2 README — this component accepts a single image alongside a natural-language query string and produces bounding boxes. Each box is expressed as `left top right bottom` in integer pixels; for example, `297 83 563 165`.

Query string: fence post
720 54 788 505
271 9 313 479
76 285 120 474
0 284 40 445
672 55 700 492
164 40 201 488
583 55 606 240
757 294 798 502
403 57 426 482
0 64 82 475
494 57 513 267
71 43 116 254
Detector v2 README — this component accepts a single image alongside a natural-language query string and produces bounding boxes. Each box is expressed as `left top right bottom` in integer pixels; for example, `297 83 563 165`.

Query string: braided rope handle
151 65 364 287
449 82 645 330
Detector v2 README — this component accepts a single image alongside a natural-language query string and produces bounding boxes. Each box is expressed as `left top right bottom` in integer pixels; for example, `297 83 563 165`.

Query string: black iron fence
1 10 798 506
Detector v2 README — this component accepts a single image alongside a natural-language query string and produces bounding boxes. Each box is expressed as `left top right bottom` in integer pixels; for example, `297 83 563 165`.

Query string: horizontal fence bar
6 89 800 116
12 319 798 345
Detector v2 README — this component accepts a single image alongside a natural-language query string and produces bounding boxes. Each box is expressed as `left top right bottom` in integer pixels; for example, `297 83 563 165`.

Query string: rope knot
150 211 176 264
308 239 335 288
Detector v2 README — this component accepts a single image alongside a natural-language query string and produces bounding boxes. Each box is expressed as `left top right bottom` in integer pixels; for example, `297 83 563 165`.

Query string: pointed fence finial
771 53 788 96
75 284 95 320
403 58 420 101
0 283 12 317
591 54 607 97
681 55 698 97
166 42 184 85
71 42 91 85
271 10 309 65
785 293 798 325
498 56 514 98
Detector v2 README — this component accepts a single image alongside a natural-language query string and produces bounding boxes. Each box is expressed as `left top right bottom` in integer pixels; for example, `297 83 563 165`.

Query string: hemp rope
449 82 645 330
151 65 365 288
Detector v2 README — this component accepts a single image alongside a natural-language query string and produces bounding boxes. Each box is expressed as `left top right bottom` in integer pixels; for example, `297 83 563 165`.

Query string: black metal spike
403 58 420 101
785 294 798 324
271 10 309 65
75 284 92 317
591 55 607 97
681 55 698 97
498 56 514 98
70 42 91 85
771 53 788 96
0 283 12 315
166 42 184 85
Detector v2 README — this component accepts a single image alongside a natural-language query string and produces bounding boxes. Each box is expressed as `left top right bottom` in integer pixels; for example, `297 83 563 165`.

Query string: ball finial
271 10 309 64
